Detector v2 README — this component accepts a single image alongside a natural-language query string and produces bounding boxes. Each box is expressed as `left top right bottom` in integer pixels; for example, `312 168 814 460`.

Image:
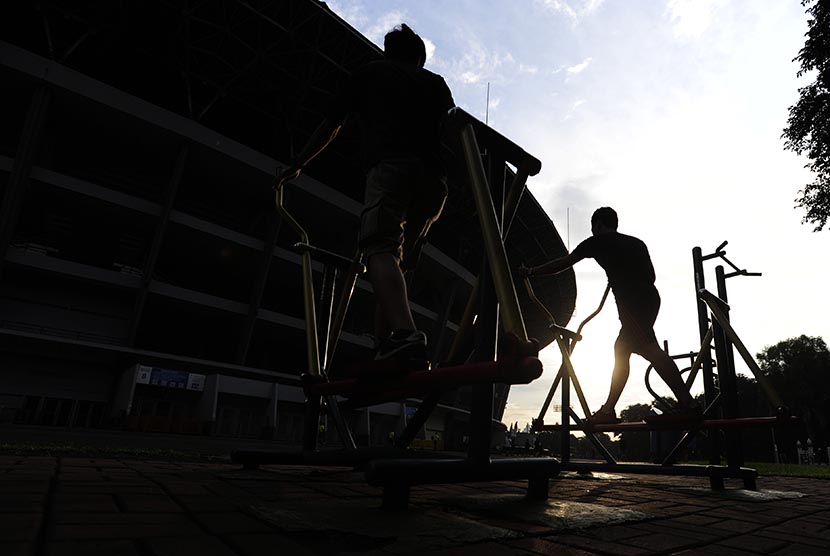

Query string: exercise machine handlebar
274 177 321 377
700 240 762 279
447 107 542 176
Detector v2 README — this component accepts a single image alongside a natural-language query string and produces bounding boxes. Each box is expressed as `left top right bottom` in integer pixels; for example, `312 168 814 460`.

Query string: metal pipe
325 251 363 376
685 325 713 388
693 246 720 464
275 186 321 377
459 123 527 341
699 289 783 408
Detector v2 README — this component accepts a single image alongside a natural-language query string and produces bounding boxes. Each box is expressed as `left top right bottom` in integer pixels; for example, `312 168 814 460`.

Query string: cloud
561 99 586 121
666 0 727 39
326 0 369 28
460 71 482 84
364 10 408 45
423 37 436 63
519 63 539 75
536 0 605 22
566 57 593 74
434 39 517 88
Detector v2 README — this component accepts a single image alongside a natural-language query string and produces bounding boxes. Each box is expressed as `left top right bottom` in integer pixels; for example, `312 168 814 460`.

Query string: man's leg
600 336 634 411
637 343 695 406
367 252 416 334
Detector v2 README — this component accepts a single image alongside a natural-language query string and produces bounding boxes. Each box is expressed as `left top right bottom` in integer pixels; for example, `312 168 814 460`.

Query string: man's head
591 207 618 235
384 24 426 68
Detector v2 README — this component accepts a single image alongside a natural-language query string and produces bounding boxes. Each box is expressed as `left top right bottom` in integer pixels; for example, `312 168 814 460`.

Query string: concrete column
266 383 279 428
110 364 139 420
197 374 220 423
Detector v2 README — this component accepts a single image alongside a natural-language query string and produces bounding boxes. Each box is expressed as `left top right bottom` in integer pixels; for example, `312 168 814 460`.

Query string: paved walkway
2 455 829 556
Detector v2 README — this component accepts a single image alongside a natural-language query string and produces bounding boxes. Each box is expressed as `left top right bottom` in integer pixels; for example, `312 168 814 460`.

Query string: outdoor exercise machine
232 108 562 508
530 241 797 489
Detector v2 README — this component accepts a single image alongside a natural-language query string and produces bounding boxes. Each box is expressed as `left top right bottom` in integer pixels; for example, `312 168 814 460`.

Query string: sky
325 0 829 429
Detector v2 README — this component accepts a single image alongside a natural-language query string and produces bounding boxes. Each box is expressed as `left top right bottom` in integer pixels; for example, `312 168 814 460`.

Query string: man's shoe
375 329 428 362
586 405 621 425
644 403 703 424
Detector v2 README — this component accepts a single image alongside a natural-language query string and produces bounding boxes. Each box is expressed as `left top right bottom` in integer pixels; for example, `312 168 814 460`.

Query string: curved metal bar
572 284 611 350
524 278 610 421
275 181 321 377
643 363 677 413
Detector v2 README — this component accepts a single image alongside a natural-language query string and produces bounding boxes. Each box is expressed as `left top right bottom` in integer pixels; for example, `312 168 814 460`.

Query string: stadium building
0 1 575 449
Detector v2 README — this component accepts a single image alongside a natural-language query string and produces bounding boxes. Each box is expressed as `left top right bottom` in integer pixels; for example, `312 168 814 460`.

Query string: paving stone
674 546 760 556
0 493 46 511
584 525 651 542
53 494 119 512
0 513 44 541
772 543 830 556
51 519 203 540
507 537 600 555
621 532 702 552
551 534 651 556
143 536 239 556
426 541 528 555
45 540 141 556
191 512 275 534
0 480 50 494
175 495 241 512
225 533 316 556
54 512 192 525
718 534 790 554
706 519 761 534
0 542 33 556
755 529 830 549
116 494 183 512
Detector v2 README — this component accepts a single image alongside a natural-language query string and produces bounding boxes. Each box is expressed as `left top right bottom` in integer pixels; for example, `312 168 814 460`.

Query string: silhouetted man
520 207 699 424
275 24 455 363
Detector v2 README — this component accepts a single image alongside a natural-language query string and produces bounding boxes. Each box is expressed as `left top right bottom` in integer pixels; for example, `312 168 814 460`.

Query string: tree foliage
757 335 830 450
783 0 830 231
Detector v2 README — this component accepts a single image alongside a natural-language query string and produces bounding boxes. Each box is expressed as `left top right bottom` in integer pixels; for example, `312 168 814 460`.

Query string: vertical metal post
274 187 320 377
458 123 527 341
715 265 743 469
429 278 460 365
467 201 498 465
324 252 362 376
693 246 720 464
560 361 571 465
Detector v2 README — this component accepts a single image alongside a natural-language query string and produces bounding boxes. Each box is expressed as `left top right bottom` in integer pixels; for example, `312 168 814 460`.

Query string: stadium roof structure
0 1 575 421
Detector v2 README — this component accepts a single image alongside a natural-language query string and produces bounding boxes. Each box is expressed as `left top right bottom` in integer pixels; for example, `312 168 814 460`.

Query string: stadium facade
0 1 575 449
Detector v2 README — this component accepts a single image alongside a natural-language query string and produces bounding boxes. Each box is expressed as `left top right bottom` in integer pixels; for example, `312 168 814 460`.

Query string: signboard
135 365 205 392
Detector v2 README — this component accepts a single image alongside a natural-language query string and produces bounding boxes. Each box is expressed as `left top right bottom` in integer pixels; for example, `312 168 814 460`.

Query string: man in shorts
519 207 700 423
275 24 455 363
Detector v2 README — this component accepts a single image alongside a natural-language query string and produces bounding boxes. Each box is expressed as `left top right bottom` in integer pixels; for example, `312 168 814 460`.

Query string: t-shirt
571 232 658 304
325 60 455 170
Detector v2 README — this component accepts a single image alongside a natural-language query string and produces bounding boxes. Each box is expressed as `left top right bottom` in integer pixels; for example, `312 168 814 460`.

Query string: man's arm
274 118 342 187
520 251 585 277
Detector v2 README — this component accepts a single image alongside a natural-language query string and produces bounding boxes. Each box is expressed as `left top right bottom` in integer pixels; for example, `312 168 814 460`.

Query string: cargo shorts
615 291 660 353
359 156 447 272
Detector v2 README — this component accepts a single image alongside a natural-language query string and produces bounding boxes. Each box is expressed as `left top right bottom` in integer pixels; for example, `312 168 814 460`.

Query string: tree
757 335 830 460
783 0 830 231
618 403 654 462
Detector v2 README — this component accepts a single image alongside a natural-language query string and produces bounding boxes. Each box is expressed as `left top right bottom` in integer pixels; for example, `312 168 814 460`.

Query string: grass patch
0 442 210 461
750 462 830 479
